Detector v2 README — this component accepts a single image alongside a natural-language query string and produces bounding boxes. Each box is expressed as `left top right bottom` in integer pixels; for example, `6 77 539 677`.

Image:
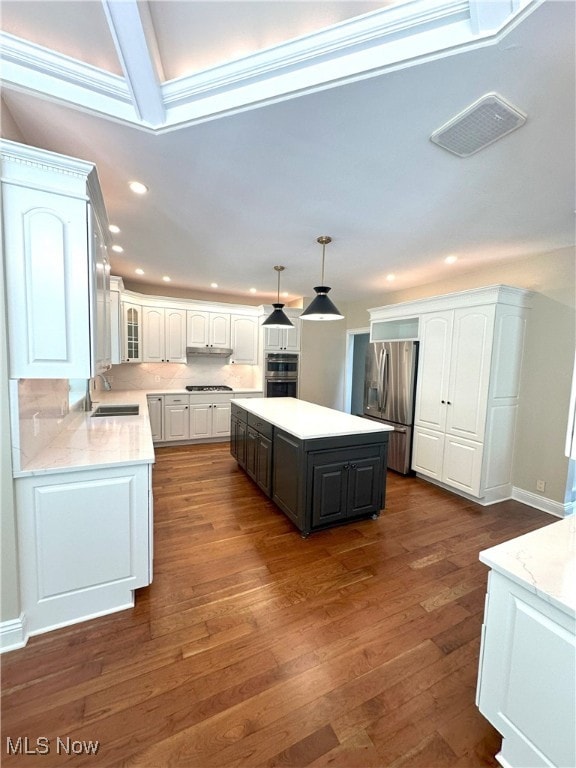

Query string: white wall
299 314 347 409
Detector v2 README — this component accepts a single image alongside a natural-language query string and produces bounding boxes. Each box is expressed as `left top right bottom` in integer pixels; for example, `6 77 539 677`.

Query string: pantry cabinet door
412 427 445 480
446 306 495 443
414 311 453 432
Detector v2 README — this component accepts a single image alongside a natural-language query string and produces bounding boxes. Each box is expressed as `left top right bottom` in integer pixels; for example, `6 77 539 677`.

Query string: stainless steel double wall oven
265 352 299 398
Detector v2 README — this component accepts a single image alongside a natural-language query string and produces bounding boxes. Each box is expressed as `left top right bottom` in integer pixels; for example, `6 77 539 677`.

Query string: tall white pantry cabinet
1 139 111 378
370 286 531 503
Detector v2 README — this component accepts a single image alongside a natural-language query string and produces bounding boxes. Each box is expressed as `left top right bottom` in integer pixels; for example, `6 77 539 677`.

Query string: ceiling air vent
430 93 527 157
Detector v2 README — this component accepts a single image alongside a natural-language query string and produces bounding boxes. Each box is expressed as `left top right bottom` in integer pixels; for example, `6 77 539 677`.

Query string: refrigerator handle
376 347 384 411
381 349 389 412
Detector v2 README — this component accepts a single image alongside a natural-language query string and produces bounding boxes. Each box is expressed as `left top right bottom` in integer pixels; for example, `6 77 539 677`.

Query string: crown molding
0 32 138 124
0 0 542 133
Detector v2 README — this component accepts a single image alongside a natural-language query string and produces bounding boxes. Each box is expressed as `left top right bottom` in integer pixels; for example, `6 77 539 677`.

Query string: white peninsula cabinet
370 286 531 502
476 518 575 768
16 464 152 636
1 139 111 378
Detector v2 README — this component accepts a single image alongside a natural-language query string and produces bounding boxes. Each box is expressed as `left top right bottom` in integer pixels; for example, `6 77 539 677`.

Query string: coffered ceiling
1 0 574 304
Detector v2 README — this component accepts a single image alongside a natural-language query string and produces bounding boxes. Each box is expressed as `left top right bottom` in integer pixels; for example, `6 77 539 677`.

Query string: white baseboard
512 487 574 518
0 614 28 653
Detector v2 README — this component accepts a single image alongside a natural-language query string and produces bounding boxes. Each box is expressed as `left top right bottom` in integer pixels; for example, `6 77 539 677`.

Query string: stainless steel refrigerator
363 340 419 475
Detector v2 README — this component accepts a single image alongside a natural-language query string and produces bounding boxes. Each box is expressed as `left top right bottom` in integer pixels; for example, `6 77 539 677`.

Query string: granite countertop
233 397 394 440
480 516 576 615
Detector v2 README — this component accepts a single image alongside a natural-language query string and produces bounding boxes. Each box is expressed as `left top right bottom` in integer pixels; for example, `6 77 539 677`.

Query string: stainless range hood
186 346 233 357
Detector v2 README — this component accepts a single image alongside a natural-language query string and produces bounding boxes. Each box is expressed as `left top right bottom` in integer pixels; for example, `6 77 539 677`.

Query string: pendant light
262 266 294 328
300 235 344 321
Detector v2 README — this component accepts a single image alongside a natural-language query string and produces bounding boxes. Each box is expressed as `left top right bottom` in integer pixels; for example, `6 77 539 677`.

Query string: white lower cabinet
477 569 576 768
164 397 190 440
15 464 152 636
412 427 483 496
147 395 164 442
189 402 232 439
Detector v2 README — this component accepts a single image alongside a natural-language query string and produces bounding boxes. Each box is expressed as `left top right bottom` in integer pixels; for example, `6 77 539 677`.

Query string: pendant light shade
300 236 344 321
262 266 294 328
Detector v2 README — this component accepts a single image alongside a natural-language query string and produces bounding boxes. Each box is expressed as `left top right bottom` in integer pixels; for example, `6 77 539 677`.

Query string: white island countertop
233 397 393 440
480 516 576 615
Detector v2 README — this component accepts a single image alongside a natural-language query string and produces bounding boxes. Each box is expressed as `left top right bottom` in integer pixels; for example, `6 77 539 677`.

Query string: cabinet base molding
0 614 28 654
154 436 230 447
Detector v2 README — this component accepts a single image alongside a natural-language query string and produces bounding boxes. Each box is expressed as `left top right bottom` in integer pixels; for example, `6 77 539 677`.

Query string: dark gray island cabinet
231 398 391 536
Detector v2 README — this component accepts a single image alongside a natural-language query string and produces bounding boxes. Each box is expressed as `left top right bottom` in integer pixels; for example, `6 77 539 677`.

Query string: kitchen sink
91 404 140 417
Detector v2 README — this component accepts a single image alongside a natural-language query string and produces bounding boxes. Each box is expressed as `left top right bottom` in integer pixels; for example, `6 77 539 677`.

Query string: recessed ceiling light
210 282 218 288
249 287 257 294
162 276 171 282
109 224 120 234
135 268 145 275
129 181 148 195
111 244 124 253
386 273 395 281
281 291 289 298
445 255 458 264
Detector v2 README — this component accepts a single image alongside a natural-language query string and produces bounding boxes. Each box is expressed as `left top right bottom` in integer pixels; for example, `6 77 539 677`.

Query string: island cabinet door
309 446 384 529
310 458 349 527
245 427 258 479
255 434 272 496
347 456 383 516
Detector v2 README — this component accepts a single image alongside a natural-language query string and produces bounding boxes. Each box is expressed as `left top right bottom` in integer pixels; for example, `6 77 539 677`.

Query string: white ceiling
1 0 574 305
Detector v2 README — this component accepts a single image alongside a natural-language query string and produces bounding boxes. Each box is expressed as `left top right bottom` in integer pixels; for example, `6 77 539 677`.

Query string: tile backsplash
14 378 74 470
102 361 261 391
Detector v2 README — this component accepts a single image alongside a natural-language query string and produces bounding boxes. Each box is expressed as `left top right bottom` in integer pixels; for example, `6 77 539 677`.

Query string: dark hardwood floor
2 443 554 767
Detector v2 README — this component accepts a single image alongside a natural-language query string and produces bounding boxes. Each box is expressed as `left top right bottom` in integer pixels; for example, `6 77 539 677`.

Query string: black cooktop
186 385 233 392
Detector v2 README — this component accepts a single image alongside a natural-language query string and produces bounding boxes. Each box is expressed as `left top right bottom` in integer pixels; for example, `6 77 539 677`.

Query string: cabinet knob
351 464 357 469
447 401 452 405
344 464 350 470
441 400 445 404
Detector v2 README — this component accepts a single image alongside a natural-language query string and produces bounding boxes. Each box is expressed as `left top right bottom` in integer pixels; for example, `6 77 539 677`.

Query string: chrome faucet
97 373 112 391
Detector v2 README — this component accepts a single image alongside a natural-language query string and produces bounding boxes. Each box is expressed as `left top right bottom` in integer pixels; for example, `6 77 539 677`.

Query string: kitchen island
231 397 392 536
476 516 575 768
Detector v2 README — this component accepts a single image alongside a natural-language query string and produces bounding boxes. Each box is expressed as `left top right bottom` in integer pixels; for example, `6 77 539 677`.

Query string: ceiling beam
100 0 165 127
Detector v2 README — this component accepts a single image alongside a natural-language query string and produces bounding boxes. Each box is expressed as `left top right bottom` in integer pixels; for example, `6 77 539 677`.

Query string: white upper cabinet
2 140 111 378
187 310 231 349
263 311 301 351
121 302 143 363
142 307 187 363
230 314 259 365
